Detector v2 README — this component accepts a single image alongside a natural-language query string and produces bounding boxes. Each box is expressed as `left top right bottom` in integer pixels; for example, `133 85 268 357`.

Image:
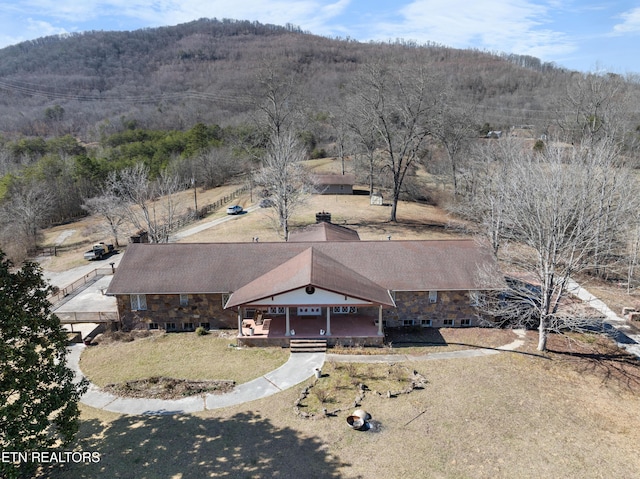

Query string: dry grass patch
181 193 464 244
330 327 518 355
57 331 640 479
296 362 426 416
79 332 288 387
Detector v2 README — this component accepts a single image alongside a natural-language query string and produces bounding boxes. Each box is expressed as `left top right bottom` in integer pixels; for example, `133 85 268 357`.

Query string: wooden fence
169 185 249 233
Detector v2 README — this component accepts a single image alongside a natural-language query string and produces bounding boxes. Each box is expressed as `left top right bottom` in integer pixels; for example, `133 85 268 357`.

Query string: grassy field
34 162 640 478
80 332 289 387
80 328 519 388
48 330 640 479
38 157 463 271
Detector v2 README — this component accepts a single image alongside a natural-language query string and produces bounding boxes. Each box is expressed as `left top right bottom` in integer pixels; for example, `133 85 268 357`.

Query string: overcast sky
0 0 638 74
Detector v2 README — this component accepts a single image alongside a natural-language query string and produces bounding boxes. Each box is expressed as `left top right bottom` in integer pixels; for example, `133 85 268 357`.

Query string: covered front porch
225 246 394 348
237 310 384 347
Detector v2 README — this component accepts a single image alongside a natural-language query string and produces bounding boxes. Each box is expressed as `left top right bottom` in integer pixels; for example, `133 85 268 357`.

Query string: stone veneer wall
384 290 478 327
117 293 237 331
116 290 480 331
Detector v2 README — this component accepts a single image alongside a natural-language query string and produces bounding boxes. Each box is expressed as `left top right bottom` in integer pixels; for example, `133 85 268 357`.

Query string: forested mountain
1 17 624 139
1 18 639 262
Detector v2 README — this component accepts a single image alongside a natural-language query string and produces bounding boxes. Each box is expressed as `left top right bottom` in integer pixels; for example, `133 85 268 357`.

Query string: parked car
226 205 243 215
259 198 274 208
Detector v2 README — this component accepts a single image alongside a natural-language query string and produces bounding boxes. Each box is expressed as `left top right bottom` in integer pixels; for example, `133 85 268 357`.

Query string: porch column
378 305 384 335
325 307 331 336
285 307 291 336
237 308 243 336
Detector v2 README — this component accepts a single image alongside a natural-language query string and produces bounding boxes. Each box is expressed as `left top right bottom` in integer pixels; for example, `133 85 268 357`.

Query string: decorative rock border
294 365 428 419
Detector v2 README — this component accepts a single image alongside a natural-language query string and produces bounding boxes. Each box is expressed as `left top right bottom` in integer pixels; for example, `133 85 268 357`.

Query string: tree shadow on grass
385 327 548 359
385 327 447 347
47 412 353 479
549 347 640 392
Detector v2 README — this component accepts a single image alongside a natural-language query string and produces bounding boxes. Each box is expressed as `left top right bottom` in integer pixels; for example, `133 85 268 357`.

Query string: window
199 322 210 330
149 323 159 330
183 322 194 330
332 306 358 314
165 322 177 331
403 319 415 326
460 319 471 327
429 291 438 303
443 319 454 326
298 307 321 316
130 294 147 311
268 307 286 315
420 319 432 327
180 294 189 306
243 308 256 319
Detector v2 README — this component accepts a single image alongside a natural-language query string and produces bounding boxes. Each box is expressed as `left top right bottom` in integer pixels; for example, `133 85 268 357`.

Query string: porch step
290 339 327 353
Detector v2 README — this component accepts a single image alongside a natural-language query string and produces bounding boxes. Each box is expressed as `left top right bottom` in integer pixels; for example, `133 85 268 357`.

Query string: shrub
312 387 332 404
195 326 208 336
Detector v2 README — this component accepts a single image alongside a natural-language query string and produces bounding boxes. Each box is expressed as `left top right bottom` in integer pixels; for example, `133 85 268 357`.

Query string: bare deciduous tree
81 193 127 247
427 98 478 196
256 129 315 240
192 146 245 189
554 71 629 143
0 181 53 255
106 163 182 243
348 59 442 221
464 137 636 351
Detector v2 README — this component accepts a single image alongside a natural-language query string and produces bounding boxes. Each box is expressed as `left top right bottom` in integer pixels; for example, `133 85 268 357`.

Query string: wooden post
326 307 332 336
378 306 384 335
238 309 243 336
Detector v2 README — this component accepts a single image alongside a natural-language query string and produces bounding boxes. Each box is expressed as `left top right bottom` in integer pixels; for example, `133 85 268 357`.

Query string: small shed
314 174 355 195
370 192 383 206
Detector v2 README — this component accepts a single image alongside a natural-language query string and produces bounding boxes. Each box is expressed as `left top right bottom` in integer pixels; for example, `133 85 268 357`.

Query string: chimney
315 211 332 223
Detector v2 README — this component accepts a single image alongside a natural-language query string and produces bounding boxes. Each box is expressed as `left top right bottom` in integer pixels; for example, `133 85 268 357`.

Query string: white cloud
8 0 349 28
365 0 577 60
612 7 640 35
26 18 70 37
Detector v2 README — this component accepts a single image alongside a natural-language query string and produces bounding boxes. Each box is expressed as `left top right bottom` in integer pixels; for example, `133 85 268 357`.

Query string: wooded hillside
1 18 640 264
2 17 634 139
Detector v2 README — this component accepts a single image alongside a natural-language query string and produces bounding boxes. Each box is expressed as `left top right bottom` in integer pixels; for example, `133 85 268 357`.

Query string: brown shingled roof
314 173 356 185
288 222 360 242
226 247 394 307
107 240 503 297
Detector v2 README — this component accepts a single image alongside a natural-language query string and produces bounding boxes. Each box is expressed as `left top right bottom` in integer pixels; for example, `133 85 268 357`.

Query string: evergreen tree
0 251 88 478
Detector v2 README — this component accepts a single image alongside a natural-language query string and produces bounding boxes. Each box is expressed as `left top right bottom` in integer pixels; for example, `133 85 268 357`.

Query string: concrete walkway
327 329 527 363
567 279 640 358
67 330 526 416
68 344 325 415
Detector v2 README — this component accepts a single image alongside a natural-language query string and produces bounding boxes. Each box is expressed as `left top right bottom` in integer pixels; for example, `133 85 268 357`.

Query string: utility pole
191 178 198 217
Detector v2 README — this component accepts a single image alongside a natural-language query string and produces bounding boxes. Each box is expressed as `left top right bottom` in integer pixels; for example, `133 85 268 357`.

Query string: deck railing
55 311 119 323
48 266 116 305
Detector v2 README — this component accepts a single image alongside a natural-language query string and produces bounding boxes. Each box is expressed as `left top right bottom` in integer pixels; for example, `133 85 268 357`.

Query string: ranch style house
106 223 503 346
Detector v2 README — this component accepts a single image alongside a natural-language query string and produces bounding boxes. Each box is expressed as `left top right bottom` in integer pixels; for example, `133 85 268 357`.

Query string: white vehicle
226 205 243 215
